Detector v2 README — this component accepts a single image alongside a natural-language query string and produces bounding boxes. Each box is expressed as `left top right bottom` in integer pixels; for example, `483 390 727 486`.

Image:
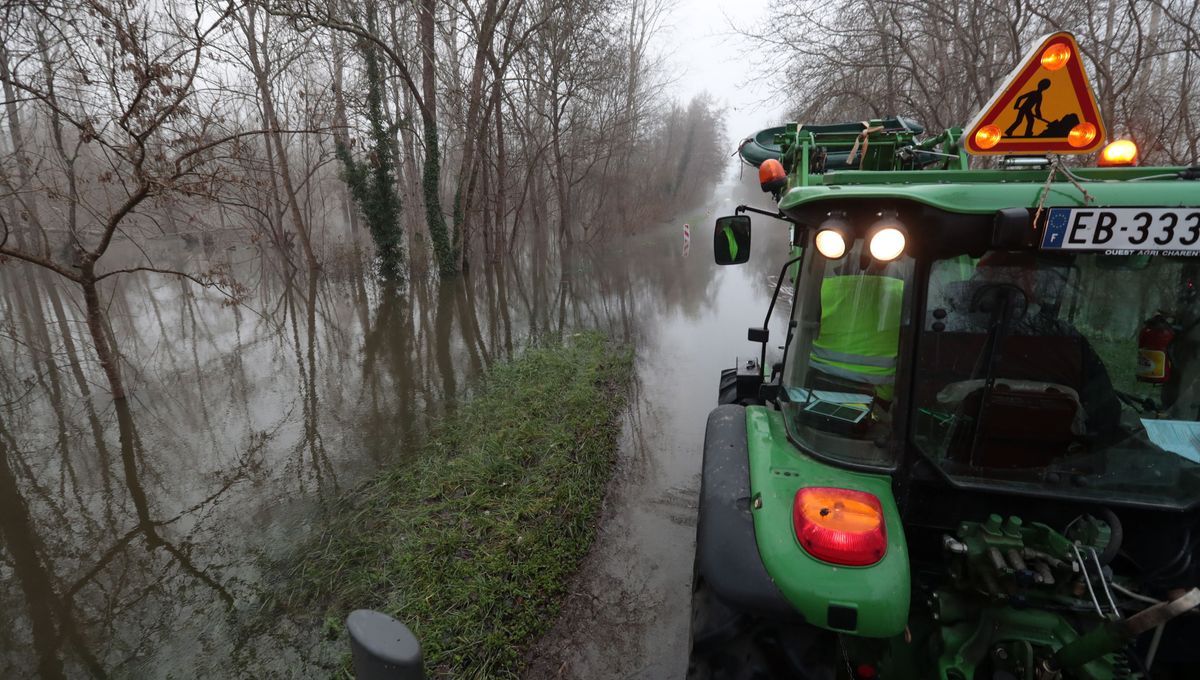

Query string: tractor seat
940 380 1082 468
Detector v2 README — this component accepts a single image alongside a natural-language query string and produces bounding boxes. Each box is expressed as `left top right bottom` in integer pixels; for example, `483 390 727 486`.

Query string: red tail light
793 487 887 566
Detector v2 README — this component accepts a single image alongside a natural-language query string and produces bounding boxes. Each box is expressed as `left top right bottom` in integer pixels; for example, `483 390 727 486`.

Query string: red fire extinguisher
1138 314 1176 384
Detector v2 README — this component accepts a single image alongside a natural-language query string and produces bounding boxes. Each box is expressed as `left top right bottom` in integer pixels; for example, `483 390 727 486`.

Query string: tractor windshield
780 238 914 468
914 252 1200 509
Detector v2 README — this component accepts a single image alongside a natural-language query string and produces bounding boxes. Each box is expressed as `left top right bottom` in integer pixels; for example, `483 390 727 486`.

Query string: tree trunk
80 267 127 401
419 0 457 276
491 80 508 259
1 42 40 253
0 419 67 680
243 6 320 271
451 0 501 269
551 105 570 243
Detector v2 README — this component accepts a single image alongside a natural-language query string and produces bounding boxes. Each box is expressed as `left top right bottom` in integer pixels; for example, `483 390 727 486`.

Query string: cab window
913 252 1200 508
781 238 914 467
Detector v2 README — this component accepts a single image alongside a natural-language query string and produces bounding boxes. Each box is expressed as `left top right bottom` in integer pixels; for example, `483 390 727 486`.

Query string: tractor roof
778 166 1199 219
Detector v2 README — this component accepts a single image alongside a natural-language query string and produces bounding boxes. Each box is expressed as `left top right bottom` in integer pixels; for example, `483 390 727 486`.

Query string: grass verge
275 332 634 678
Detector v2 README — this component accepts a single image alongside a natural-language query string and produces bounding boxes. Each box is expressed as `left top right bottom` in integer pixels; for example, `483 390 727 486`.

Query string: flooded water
525 181 793 678
0 174 788 678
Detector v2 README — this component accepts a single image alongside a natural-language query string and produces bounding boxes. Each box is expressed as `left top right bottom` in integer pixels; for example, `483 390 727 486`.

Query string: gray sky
657 0 782 156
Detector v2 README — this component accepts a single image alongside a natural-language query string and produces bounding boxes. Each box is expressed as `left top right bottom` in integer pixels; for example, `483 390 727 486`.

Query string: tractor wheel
687 574 838 680
691 406 836 679
718 368 739 405
687 574 763 680
718 369 763 406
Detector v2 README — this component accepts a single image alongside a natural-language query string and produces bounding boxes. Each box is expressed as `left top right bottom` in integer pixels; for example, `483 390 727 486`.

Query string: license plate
1041 207 1200 253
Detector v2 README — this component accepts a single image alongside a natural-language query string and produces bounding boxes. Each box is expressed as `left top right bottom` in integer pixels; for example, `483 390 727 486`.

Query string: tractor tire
718 368 763 406
687 574 761 680
718 368 739 405
689 406 837 680
687 572 837 680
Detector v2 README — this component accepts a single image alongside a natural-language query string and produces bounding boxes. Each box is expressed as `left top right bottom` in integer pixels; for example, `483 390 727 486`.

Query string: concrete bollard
346 609 424 680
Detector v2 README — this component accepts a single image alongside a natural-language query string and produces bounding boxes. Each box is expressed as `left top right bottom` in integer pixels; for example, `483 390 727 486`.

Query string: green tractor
691 32 1200 680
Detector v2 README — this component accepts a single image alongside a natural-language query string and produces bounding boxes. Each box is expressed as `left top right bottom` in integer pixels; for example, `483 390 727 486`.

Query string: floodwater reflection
0 178 782 677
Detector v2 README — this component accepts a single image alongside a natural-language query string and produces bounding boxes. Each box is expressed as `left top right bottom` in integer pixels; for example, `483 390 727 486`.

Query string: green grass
274 332 634 678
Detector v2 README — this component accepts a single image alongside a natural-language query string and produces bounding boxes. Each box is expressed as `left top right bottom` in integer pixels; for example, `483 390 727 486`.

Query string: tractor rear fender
696 404 801 620
746 406 911 638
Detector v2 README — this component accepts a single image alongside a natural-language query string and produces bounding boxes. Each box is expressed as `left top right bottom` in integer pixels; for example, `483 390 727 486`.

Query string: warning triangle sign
963 32 1106 155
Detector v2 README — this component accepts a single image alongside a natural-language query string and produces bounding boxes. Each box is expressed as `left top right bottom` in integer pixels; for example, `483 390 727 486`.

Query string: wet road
525 176 790 679
0 172 786 678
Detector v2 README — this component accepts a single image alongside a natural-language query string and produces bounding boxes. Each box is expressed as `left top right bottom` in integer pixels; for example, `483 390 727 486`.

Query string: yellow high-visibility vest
810 274 905 399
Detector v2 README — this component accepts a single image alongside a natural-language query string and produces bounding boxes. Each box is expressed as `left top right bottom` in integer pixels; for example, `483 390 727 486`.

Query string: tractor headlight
867 212 907 262
815 229 847 259
814 214 851 259
869 228 906 261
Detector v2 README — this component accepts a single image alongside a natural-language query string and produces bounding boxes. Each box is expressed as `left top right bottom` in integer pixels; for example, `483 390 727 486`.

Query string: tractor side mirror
714 215 751 265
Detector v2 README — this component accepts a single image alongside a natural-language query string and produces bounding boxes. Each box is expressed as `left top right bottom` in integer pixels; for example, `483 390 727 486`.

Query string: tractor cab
776 183 1200 510
693 32 1200 680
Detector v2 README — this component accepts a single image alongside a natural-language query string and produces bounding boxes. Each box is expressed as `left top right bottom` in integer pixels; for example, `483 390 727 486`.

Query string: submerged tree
335 15 406 281
4 0 729 298
0 0 250 401
272 0 459 275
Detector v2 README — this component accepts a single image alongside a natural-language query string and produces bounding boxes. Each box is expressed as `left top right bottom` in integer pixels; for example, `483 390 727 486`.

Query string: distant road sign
964 32 1106 156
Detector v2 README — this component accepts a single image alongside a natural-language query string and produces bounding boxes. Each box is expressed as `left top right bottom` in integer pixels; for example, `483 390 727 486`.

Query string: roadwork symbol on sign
963 32 1106 156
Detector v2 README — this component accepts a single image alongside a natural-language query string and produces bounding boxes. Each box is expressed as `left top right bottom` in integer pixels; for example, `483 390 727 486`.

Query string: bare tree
2 0 250 400
745 0 1200 165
